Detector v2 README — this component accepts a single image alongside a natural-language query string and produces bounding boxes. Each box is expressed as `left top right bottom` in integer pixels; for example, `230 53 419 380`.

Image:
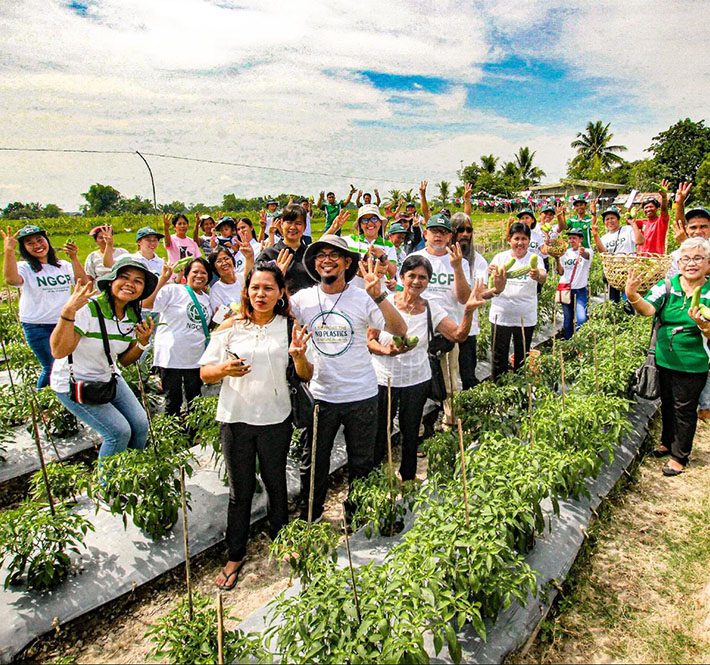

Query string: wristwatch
373 292 388 304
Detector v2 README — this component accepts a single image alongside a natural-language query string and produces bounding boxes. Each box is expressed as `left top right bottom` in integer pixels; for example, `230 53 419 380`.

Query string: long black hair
238 217 257 240
239 261 290 324
19 232 61 273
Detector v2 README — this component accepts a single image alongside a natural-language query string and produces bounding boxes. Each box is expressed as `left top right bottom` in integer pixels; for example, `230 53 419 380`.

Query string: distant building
529 179 625 205
612 191 662 207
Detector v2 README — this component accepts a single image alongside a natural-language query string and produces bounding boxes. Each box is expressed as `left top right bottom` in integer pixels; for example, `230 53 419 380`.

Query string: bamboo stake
593 332 600 396
180 465 193 620
30 390 64 464
386 378 394 495
0 337 17 400
559 347 566 410
447 352 456 425
552 300 557 354
521 317 534 445
456 420 470 529
307 404 320 525
30 400 55 515
216 592 224 665
491 315 499 380
342 510 362 624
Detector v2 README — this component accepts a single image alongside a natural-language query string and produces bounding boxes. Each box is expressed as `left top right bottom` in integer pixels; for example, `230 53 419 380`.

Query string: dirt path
511 416 710 664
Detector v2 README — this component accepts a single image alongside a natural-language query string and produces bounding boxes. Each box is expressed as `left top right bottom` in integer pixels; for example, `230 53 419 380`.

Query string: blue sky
0 0 707 208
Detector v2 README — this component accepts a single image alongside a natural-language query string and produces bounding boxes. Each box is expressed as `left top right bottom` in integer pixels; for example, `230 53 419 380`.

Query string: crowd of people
3 178 710 590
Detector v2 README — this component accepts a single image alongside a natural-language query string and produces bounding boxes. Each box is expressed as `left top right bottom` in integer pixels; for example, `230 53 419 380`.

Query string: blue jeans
55 376 149 459
699 373 710 410
562 287 589 340
22 322 56 388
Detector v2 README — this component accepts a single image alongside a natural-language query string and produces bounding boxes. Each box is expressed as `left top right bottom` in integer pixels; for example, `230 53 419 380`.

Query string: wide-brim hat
357 204 385 222
17 225 46 241
601 206 621 220
303 235 360 283
686 206 710 221
96 256 158 300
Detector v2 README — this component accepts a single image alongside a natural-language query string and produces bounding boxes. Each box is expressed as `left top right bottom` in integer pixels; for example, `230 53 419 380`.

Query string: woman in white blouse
367 255 491 480
200 261 313 591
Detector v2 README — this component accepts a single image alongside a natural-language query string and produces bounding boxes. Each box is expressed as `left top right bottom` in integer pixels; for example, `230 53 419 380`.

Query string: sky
1 0 708 211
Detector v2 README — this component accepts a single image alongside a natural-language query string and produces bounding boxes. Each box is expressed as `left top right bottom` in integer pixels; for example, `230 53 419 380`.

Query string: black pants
491 324 535 381
158 367 202 417
458 335 478 391
221 417 291 562
299 396 378 521
659 366 706 466
374 380 429 481
609 285 622 303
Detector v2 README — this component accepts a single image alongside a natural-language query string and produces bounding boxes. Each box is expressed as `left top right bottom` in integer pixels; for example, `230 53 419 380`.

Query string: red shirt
638 212 670 254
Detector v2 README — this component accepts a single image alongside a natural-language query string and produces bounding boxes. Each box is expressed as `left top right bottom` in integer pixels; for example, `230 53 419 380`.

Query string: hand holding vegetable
61 240 79 260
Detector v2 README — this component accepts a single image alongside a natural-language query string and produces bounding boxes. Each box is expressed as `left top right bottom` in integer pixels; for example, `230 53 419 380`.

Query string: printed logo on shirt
308 310 355 357
186 302 209 328
36 274 71 287
430 272 455 287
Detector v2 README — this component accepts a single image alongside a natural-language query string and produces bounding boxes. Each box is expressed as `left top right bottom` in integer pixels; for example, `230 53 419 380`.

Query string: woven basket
601 252 673 292
546 236 568 258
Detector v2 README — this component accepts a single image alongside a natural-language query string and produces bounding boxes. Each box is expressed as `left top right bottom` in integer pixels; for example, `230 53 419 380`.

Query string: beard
458 239 471 254
321 274 339 285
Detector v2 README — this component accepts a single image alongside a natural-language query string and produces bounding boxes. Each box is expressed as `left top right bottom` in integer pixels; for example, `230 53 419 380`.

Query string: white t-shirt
488 250 539 327
410 249 471 323
84 248 128 280
601 226 636 254
529 228 548 258
151 284 213 369
559 248 593 289
131 251 165 277
209 278 244 312
371 296 447 388
234 239 261 275
198 317 291 425
16 260 75 324
468 252 488 336
290 284 386 403
304 212 312 238
50 297 136 394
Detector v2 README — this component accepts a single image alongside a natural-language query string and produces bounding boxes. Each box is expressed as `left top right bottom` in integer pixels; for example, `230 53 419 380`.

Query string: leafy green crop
29 461 90 503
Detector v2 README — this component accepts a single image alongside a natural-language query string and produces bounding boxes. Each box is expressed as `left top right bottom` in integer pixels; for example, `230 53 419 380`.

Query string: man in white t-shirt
290 235 406 524
411 214 471 426
299 198 314 245
556 228 593 339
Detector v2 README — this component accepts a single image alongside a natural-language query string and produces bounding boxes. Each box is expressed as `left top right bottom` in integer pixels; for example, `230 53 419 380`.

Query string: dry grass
511 416 710 665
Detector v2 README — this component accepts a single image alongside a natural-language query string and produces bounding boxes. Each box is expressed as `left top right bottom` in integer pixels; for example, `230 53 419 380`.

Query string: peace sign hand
625 267 642 296
330 209 349 233
446 242 464 269
289 323 313 362
1 226 19 252
275 248 294 275
63 279 98 316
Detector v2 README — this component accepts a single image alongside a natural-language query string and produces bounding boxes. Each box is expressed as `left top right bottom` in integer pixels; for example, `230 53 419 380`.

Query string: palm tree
571 121 628 172
386 189 402 204
514 146 546 187
480 154 498 174
437 181 450 205
401 189 418 204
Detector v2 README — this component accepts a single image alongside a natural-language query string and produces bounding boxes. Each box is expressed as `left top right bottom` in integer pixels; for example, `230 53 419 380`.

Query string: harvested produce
405 336 419 347
691 286 701 310
508 266 531 279
172 257 192 274
504 257 516 271
698 304 710 320
529 254 538 270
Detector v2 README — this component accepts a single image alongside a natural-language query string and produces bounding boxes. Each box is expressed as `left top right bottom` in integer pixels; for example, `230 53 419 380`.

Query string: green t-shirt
566 215 593 248
644 275 710 373
320 201 344 229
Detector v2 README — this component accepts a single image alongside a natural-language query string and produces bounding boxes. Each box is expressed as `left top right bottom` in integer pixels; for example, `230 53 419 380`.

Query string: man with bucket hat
290 235 406 525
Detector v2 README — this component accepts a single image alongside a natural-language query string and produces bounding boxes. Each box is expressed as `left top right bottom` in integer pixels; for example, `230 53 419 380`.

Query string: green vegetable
504 258 516 271
529 254 538 270
541 224 552 233
488 272 496 288
392 335 405 348
698 304 710 320
507 266 531 279
405 336 419 348
172 257 192 274
691 286 701 310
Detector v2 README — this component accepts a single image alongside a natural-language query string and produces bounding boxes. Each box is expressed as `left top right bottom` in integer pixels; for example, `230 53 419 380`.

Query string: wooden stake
551 301 557 354
386 378 394 494
342 510 362 624
593 332 600 396
521 317 534 444
307 404 320 525
559 347 566 410
491 315 499 380
0 337 17 400
456 420 470 528
30 399 55 515
216 592 224 665
612 311 618 367
135 364 156 448
180 465 193 620
447 352 456 425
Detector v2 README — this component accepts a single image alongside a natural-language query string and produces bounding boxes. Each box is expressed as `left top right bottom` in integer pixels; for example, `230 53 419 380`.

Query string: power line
0 146 436 186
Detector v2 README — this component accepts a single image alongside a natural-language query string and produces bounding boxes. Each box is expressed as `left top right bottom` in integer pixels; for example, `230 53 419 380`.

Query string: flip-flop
651 447 671 458
217 563 243 591
662 465 684 477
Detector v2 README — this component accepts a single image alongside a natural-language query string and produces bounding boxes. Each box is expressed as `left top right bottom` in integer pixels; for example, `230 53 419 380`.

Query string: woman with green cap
49 257 157 459
2 224 87 388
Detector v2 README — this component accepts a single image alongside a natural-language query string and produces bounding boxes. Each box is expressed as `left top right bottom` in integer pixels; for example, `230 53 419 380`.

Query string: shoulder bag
185 284 211 348
286 318 315 428
633 279 671 400
69 300 119 405
555 253 582 305
426 302 448 403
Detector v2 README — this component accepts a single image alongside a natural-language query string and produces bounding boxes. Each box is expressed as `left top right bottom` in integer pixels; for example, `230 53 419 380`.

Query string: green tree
401 189 418 204
647 118 710 183
514 147 546 187
695 154 710 204
437 181 450 204
120 195 155 215
628 159 664 191
159 200 187 215
82 183 122 216
570 121 627 175
480 154 498 174
386 189 402 204
42 203 63 218
459 162 481 186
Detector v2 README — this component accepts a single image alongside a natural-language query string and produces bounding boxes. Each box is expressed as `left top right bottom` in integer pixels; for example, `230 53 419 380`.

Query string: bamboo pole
521 316 534 445
612 311 618 367
559 347 566 410
216 592 224 665
342 510 362 624
491 315 499 380
0 338 17 400
447 352 457 426
386 378 394 495
593 332 600 396
30 400 55 515
307 404 320 525
456 420 470 529
180 465 193 620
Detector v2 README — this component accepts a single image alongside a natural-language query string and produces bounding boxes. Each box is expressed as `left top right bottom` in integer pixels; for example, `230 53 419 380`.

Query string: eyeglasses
678 255 708 265
215 257 233 265
315 251 344 261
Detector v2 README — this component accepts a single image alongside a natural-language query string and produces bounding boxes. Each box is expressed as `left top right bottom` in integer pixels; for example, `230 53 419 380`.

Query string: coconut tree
401 189 418 204
386 189 402 204
571 121 628 172
437 181 451 205
480 154 498 174
514 147 546 187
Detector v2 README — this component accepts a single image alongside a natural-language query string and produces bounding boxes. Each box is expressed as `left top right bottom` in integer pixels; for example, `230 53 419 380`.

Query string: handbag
184 284 210 348
633 279 670 400
69 300 118 405
286 318 315 428
555 253 582 305
426 302 448 403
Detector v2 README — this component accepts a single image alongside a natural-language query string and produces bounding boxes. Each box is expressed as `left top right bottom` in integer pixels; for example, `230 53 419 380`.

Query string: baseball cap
540 204 556 214
601 207 621 220
135 226 164 242
572 195 587 204
426 214 452 232
642 196 660 208
388 222 407 235
516 208 537 221
17 225 46 241
686 206 710 221
567 228 584 237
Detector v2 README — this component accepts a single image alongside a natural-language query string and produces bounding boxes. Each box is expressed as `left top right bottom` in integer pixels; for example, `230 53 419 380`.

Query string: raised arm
659 178 670 220
672 181 693 244
436 278 489 342
63 238 88 283
342 185 357 207
446 242 472 304
50 281 98 359
555 203 567 231
101 225 116 268
463 183 472 217
361 257 406 336
141 263 172 310
419 181 430 222
374 189 381 206
162 214 173 248
591 216 607 254
321 209 349 237
625 268 657 317
192 212 201 243
316 191 325 209
355 190 362 207
1 227 22 286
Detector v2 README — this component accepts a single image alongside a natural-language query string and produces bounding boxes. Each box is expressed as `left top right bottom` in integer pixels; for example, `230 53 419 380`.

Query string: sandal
662 464 684 477
651 447 671 458
217 562 244 591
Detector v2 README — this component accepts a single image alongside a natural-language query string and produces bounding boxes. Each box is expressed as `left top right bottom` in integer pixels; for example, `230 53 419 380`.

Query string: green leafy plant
30 388 79 438
185 396 220 456
269 519 339 586
90 438 194 539
29 461 90 503
146 590 267 664
0 501 94 590
122 359 161 412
